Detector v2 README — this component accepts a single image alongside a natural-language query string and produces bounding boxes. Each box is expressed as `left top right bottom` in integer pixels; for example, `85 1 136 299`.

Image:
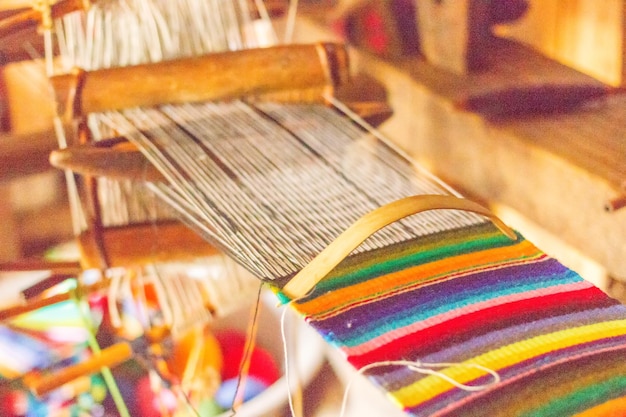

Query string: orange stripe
572 396 626 417
297 239 540 316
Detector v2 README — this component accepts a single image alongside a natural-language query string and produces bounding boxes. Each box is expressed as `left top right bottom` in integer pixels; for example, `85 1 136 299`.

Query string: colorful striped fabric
281 223 626 416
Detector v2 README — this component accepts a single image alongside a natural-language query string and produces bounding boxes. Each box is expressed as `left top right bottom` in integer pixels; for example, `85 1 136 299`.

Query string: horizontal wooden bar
23 342 133 397
0 279 108 321
0 292 68 321
49 137 165 182
0 8 38 38
77 221 220 269
21 273 74 299
0 259 81 274
51 43 349 118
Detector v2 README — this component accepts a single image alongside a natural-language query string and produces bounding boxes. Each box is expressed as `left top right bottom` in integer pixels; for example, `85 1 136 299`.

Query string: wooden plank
0 0 85 39
0 1 34 11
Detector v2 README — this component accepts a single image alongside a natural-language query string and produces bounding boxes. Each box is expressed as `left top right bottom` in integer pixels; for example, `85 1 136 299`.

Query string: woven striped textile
280 223 626 416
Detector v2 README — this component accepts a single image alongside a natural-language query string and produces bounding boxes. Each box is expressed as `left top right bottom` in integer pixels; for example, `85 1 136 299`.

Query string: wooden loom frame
52 42 351 271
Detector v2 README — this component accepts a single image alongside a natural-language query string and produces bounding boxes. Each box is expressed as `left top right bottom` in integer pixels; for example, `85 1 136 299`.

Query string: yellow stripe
392 319 626 408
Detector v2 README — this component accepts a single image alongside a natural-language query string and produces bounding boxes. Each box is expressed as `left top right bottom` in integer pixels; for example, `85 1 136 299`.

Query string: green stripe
523 376 626 417
311 223 522 294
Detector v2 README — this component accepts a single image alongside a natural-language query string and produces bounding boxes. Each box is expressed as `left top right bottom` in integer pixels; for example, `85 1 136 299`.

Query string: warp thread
229 281 265 416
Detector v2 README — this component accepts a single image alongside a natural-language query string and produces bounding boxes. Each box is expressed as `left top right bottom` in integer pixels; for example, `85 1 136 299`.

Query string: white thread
146 264 174 328
280 303 299 417
324 95 464 199
339 360 501 417
107 269 124 329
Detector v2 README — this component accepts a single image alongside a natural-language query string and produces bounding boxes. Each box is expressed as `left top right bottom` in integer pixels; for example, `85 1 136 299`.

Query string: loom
50 81 626 417
2 1 626 416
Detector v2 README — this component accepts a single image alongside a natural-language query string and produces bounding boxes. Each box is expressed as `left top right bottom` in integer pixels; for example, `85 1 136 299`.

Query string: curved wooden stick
282 194 518 299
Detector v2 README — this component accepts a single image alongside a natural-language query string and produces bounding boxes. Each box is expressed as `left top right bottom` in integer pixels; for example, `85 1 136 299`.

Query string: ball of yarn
213 376 268 409
0 391 29 417
135 376 162 417
214 329 280 386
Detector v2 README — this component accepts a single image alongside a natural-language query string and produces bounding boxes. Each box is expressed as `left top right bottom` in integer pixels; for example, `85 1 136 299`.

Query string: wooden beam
51 43 350 119
0 0 86 38
2 59 56 135
77 221 220 269
0 1 32 12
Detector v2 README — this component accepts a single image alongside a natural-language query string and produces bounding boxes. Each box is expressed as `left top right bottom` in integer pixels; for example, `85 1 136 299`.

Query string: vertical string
18 18 87 235
106 269 124 329
324 95 464 198
180 388 203 417
230 282 264 415
280 302 303 417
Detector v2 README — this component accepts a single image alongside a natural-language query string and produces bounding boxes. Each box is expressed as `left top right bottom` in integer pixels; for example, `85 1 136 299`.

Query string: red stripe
347 286 610 368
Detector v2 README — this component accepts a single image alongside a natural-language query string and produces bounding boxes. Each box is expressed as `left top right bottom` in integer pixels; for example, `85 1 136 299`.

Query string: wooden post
0 184 20 262
415 0 491 74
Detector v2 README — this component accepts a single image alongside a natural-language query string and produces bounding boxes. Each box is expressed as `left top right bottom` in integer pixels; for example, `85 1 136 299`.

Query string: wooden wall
497 0 625 86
